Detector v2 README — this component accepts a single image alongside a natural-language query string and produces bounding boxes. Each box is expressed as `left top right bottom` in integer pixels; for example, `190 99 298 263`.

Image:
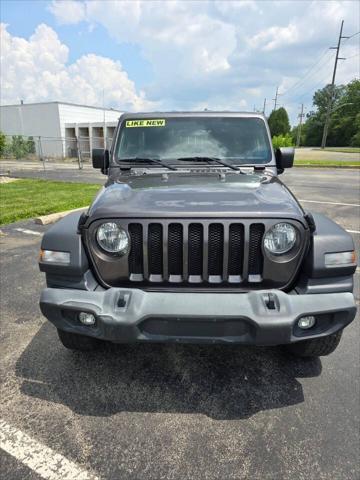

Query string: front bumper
40 287 357 345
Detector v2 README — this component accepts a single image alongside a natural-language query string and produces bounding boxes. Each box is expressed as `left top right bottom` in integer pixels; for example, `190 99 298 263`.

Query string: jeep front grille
127 220 266 284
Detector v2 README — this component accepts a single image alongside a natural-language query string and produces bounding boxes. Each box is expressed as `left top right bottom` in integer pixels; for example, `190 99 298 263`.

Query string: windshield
115 116 272 165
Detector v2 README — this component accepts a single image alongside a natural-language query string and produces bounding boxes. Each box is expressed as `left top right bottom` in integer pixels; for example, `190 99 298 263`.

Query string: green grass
313 147 360 154
0 179 100 225
294 159 360 167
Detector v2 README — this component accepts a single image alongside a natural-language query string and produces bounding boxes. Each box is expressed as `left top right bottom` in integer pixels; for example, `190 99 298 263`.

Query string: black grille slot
188 223 203 276
248 224 265 275
208 224 224 276
128 223 143 274
168 224 183 275
125 220 267 285
228 224 244 276
148 224 163 275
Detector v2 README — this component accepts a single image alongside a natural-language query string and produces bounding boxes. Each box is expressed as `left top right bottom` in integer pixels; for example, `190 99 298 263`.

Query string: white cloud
0 23 153 110
245 88 262 97
50 0 237 77
249 24 300 51
48 0 86 24
47 0 359 119
4 1 359 123
214 1 262 15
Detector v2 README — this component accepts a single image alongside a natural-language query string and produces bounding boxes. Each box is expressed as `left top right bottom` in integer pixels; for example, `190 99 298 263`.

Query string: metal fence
0 134 114 170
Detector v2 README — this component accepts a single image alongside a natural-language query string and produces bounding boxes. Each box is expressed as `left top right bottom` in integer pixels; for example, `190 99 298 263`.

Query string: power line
280 48 331 97
281 66 334 108
280 30 359 102
344 31 360 40
282 23 355 112
345 53 360 59
321 20 348 148
292 69 333 103
285 57 334 100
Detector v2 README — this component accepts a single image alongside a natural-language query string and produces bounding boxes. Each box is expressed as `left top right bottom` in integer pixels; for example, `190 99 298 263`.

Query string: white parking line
0 419 99 480
299 199 360 207
347 229 360 234
14 228 42 236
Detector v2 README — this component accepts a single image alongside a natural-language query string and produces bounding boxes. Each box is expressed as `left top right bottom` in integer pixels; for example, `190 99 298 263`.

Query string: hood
86 172 305 222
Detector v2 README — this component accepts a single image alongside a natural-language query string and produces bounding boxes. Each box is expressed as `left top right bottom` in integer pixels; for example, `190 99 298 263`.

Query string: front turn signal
39 249 70 264
324 251 356 267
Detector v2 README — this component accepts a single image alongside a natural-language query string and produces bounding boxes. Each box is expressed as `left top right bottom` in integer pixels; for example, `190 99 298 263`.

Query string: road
0 168 359 480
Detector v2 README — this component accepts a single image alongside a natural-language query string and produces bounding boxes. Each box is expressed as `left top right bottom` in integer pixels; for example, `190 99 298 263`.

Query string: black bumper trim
40 288 356 345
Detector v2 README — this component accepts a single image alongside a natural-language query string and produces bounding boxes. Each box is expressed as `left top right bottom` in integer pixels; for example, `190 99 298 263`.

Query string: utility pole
321 20 348 148
296 103 305 147
263 98 267 115
273 87 279 111
102 88 106 149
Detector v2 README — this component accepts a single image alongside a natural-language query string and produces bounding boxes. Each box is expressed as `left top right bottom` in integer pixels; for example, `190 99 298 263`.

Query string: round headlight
96 222 130 255
264 222 297 255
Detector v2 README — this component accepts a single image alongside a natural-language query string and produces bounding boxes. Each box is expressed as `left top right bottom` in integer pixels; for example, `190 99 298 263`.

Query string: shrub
272 134 294 149
0 131 6 156
10 135 37 159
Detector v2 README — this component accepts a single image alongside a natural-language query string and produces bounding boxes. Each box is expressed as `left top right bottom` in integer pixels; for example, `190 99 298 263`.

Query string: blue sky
1 0 359 124
1 0 153 86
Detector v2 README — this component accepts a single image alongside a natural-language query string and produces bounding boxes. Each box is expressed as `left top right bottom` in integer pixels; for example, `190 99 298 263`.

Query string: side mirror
275 147 294 173
92 149 109 173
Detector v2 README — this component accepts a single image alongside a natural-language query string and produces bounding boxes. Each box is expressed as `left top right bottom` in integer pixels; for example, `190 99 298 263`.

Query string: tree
329 79 360 146
312 84 345 115
11 135 30 159
302 113 323 146
291 123 307 147
268 107 291 137
350 113 360 147
0 131 6 156
27 136 36 154
302 81 359 147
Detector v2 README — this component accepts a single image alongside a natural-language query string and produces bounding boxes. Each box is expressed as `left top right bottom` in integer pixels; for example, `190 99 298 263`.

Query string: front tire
57 329 100 351
285 331 343 358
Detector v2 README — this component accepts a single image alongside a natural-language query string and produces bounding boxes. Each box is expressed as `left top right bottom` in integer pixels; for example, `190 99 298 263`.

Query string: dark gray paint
303 213 356 278
84 217 308 291
86 173 306 221
39 211 88 277
38 112 357 346
40 287 356 345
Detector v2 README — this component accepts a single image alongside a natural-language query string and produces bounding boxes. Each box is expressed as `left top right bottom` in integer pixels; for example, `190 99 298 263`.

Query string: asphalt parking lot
0 167 359 480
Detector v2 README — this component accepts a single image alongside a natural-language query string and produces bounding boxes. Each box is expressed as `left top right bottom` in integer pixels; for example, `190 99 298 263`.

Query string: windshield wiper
118 157 177 171
176 156 242 172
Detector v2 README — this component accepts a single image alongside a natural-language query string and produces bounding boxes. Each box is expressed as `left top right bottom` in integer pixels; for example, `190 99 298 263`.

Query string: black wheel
57 329 100 351
285 331 343 358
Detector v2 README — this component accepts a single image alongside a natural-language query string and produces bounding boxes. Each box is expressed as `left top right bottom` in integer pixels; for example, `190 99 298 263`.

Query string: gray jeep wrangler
39 112 357 357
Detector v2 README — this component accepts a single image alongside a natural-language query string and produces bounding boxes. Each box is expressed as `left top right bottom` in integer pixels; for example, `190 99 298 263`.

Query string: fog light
79 312 96 325
298 315 316 330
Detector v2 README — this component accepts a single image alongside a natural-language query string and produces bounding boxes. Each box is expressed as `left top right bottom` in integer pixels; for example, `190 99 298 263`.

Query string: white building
0 101 122 158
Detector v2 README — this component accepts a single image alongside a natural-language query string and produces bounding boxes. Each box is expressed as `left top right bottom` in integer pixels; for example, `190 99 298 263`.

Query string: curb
294 164 360 169
34 206 88 226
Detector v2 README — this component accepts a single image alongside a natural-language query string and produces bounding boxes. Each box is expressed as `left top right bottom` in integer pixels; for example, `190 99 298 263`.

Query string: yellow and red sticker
125 119 166 128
